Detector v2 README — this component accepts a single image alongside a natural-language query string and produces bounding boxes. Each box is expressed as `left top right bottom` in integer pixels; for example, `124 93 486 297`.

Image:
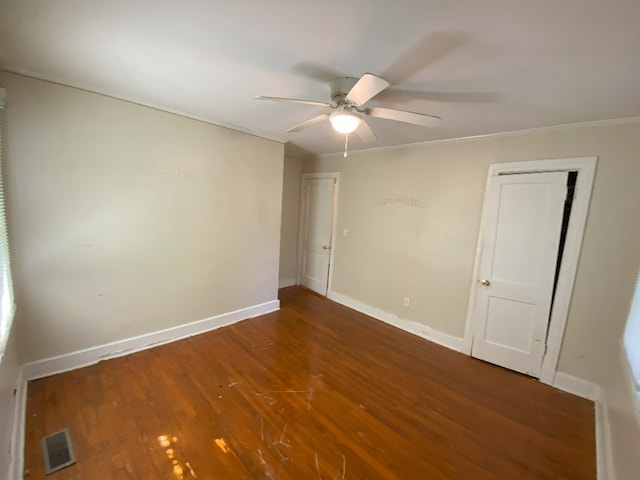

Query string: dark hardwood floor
23 286 596 479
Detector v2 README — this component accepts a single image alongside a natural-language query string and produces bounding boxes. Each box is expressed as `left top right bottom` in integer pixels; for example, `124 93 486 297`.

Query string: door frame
462 156 597 385
296 172 340 295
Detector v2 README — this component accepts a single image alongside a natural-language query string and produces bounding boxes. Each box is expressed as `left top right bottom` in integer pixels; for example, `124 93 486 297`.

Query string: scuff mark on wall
379 197 425 208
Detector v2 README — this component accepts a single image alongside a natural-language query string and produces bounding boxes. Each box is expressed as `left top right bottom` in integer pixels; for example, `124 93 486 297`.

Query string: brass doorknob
481 279 491 287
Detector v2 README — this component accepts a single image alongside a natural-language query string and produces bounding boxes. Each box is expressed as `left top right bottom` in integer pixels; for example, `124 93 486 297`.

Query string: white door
471 171 568 377
299 177 336 296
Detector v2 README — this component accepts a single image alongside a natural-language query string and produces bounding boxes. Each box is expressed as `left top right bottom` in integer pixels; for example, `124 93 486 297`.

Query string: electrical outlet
404 297 411 307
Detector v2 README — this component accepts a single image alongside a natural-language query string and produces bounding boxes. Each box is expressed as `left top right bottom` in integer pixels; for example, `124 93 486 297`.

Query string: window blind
623 268 640 390
0 86 16 361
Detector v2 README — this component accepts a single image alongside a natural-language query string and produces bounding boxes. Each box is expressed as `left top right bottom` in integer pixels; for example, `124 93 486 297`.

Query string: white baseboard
595 392 615 480
22 299 280 381
552 371 601 401
278 278 297 289
8 369 26 480
327 291 464 352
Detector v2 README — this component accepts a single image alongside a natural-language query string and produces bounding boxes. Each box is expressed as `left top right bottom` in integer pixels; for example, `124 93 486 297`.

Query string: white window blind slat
0 86 16 360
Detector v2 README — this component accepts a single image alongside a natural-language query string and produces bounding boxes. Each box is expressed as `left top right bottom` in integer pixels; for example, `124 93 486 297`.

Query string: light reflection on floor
157 434 198 479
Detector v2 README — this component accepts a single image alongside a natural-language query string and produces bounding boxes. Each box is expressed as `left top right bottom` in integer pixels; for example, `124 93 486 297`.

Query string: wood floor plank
23 286 596 479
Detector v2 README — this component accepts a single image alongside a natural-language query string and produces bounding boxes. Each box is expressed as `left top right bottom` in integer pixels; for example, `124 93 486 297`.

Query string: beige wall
303 121 640 387
2 72 284 362
278 154 303 287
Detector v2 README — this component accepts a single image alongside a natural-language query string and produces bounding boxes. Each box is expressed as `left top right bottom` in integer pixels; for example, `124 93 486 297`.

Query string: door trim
462 156 597 385
296 172 340 295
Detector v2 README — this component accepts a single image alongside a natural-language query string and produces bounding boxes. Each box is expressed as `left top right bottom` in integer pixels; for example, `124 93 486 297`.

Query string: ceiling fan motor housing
330 77 359 105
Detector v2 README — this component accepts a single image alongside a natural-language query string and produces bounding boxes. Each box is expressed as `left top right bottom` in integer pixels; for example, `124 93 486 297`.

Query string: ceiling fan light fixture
329 112 361 134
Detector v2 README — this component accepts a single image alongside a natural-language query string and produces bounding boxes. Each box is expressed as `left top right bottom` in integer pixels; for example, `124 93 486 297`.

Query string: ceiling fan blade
355 118 377 144
366 107 441 127
345 73 390 106
286 111 331 133
255 96 331 108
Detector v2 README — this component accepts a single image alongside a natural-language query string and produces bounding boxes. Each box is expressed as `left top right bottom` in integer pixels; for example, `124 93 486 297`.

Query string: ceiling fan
256 73 441 145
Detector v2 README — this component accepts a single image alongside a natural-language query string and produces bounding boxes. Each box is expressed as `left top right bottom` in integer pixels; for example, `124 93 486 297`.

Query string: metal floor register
41 428 76 474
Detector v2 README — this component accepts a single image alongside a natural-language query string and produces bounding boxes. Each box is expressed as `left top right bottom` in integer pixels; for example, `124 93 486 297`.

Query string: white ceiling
1 0 639 156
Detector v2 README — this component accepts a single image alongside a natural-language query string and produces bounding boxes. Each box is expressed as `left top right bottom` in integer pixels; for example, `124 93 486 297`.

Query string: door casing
462 157 597 385
296 172 340 295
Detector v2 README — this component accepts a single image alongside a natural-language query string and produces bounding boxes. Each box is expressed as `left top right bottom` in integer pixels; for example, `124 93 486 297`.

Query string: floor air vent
41 428 76 474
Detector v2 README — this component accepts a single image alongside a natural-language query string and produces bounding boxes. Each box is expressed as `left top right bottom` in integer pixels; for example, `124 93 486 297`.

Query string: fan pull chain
344 133 349 157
